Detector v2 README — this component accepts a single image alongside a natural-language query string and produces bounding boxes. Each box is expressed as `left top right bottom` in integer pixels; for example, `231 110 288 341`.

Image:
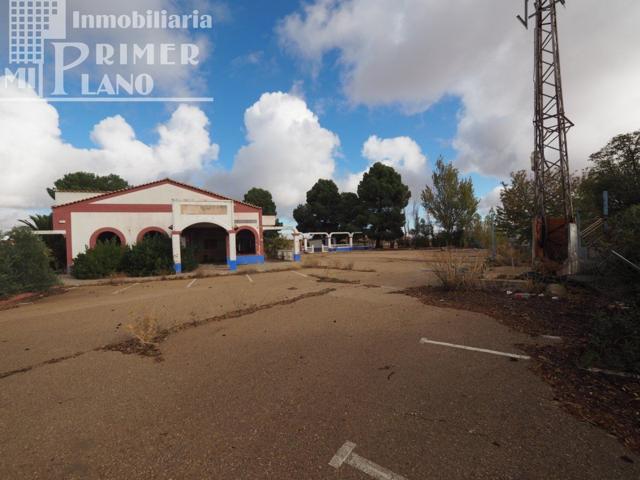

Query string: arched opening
237 229 257 255
90 228 126 248
182 223 228 264
137 227 168 243
98 231 121 244
331 233 350 247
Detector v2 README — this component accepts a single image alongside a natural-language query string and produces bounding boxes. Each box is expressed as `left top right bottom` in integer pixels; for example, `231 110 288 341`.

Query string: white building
49 179 280 272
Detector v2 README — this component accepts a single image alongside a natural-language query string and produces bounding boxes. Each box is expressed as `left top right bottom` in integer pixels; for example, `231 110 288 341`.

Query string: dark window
237 230 256 255
96 231 121 245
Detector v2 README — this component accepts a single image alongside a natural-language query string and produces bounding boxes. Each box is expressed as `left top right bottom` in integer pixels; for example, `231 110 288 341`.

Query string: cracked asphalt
0 251 638 479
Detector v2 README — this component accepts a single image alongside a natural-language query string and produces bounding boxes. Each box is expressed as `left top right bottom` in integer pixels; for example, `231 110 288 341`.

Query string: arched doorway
182 223 228 264
236 229 256 255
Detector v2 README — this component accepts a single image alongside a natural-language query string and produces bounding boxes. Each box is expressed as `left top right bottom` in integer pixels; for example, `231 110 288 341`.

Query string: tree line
16 128 640 260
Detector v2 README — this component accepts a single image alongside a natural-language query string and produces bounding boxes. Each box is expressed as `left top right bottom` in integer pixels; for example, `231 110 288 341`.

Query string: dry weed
303 257 322 268
127 315 160 345
432 250 486 290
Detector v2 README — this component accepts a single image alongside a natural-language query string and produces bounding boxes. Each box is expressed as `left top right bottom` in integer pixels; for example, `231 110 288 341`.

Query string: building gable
93 183 218 205
53 179 261 212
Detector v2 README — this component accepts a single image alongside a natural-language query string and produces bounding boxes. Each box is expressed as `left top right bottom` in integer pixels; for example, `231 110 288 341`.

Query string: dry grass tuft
303 256 322 268
127 315 160 345
328 260 354 271
432 250 486 291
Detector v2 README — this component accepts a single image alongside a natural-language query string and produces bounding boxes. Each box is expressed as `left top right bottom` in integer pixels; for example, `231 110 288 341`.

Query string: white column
172 232 182 273
293 234 301 262
228 232 237 270
303 236 308 252
349 234 354 250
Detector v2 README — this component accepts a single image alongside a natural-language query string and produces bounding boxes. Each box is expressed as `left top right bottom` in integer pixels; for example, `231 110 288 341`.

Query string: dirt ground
0 250 638 479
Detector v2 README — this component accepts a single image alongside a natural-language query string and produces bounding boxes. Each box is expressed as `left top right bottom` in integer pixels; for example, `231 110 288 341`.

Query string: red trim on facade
52 179 261 210
258 210 264 256
89 228 127 249
65 204 172 213
136 227 169 243
233 203 259 213
53 208 73 267
235 226 261 256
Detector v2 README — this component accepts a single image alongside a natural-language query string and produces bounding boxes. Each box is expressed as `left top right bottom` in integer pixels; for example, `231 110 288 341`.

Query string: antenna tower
518 0 575 265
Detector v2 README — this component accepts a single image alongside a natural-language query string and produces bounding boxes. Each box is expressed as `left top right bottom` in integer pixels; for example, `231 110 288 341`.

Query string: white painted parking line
584 367 640 380
420 338 530 360
292 271 309 278
186 279 197 289
246 274 254 283
541 335 562 341
329 441 409 480
112 283 139 295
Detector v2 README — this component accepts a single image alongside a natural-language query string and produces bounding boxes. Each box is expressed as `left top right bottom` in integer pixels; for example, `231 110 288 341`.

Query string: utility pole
518 0 578 273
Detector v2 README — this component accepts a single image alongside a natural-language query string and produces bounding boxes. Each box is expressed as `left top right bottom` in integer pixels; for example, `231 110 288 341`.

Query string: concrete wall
70 211 171 259
93 184 215 205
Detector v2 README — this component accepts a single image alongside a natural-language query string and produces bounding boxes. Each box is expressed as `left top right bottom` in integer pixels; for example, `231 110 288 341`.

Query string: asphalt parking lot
0 251 638 479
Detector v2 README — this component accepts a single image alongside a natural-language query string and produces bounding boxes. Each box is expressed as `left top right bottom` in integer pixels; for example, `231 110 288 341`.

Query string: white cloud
0 76 219 229
278 0 640 178
208 91 340 215
478 186 503 217
341 135 430 201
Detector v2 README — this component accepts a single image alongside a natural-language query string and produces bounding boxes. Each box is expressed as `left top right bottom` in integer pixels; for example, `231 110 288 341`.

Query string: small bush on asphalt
127 315 160 345
121 236 174 277
581 303 640 375
71 239 125 279
0 227 59 297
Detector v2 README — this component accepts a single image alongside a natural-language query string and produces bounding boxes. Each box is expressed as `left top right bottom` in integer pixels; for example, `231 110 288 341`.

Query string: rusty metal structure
518 0 575 264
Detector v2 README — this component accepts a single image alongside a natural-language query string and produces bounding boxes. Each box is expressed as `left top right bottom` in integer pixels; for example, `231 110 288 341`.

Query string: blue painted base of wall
352 246 370 250
329 247 353 252
236 255 265 265
293 254 301 262
227 260 238 271
174 263 182 274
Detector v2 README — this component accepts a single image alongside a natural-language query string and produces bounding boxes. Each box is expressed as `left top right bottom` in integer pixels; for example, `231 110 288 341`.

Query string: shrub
609 205 640 265
0 227 58 297
265 235 293 259
180 245 198 272
431 250 485 290
581 303 640 375
71 239 125 279
121 236 173 277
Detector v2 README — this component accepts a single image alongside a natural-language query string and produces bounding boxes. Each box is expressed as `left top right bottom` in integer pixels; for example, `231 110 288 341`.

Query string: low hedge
121 236 174 277
71 236 199 279
71 239 125 279
0 227 59 297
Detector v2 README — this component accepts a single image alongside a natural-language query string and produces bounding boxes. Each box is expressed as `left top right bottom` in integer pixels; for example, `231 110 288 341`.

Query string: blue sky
2 0 639 228
61 0 488 190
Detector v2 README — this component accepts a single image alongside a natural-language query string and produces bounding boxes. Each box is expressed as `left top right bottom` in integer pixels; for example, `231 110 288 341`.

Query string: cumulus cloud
278 0 640 178
341 135 430 200
0 76 219 229
478 186 503 217
208 91 340 215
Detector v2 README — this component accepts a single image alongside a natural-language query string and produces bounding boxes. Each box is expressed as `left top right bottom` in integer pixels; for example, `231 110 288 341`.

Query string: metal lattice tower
518 0 575 260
